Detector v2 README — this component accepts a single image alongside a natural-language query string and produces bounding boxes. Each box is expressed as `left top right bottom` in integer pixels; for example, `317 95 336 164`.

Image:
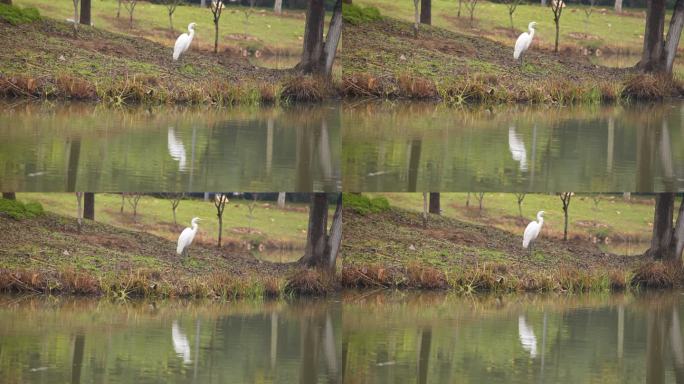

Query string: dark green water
342 102 684 192
343 291 684 384
0 103 341 192
0 296 340 384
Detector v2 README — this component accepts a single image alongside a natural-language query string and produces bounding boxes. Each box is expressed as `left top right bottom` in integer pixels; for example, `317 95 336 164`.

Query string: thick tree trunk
302 193 329 268
274 0 282 14
84 192 94 220
614 0 622 12
662 0 684 74
2 192 15 200
420 0 431 25
323 0 342 77
298 0 326 74
648 193 675 260
639 0 666 71
326 194 343 271
417 328 432 384
673 196 684 259
80 0 91 25
429 192 440 214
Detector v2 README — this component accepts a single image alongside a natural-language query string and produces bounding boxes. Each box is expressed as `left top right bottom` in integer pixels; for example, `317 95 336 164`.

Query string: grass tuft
343 193 390 215
0 198 44 220
0 4 40 25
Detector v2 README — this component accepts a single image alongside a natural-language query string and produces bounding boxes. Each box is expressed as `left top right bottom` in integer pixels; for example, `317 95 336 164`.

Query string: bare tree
122 0 138 29
163 193 184 227
117 0 122 18
80 0 91 26
214 193 228 248
550 0 565 53
429 193 440 215
301 193 342 271
457 0 462 17
476 192 485 213
413 0 420 37
465 192 471 207
210 0 224 54
646 193 684 260
277 192 286 209
559 192 573 241
421 0 431 24
296 0 342 76
84 192 94 220
72 0 80 35
515 193 526 218
465 0 480 25
274 0 282 14
592 193 602 210
164 0 183 32
120 193 125 213
126 193 142 217
242 0 256 37
75 192 84 233
246 194 257 233
502 0 522 30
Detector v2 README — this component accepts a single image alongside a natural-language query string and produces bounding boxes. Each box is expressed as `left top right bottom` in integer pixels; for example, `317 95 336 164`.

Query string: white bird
523 210 544 254
167 127 187 171
173 23 196 61
514 21 537 65
171 320 192 364
177 217 201 256
518 315 538 358
508 126 528 171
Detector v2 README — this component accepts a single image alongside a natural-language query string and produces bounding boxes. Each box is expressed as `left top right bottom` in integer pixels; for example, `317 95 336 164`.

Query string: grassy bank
0 197 335 298
17 193 311 250
341 11 683 104
341 195 680 293
0 4 334 105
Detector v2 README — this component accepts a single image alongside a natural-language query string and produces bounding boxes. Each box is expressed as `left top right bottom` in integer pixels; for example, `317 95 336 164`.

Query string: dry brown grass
621 73 675 101
280 75 328 103
631 261 684 289
284 269 333 296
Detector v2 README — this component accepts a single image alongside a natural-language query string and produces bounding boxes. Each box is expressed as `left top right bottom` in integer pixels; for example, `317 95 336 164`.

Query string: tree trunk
117 0 121 18
662 0 684 74
323 0 342 77
429 193 440 214
417 328 432 384
218 214 223 247
277 192 286 209
2 192 15 200
420 0 431 25
422 192 428 228
614 0 622 13
298 0 326 74
274 0 282 14
648 193 675 260
413 0 420 37
80 0 91 25
672 196 684 259
639 0 666 71
71 334 86 384
326 194 343 271
84 192 94 220
201 0 206 7
302 193 329 268
541 0 547 5
0 0 12 5
554 18 560 53
168 12 174 32
214 21 219 54
76 193 83 234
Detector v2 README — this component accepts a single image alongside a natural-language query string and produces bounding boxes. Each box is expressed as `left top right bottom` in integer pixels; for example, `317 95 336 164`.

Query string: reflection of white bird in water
167 127 187 171
518 315 538 358
173 23 196 61
172 320 192 364
523 210 544 255
508 126 528 171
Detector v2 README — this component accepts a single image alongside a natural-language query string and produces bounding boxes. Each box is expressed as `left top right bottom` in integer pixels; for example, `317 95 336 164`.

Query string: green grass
370 193 655 243
343 193 390 215
342 3 382 25
0 3 40 25
17 193 313 248
355 0 651 53
0 198 44 220
15 0 308 54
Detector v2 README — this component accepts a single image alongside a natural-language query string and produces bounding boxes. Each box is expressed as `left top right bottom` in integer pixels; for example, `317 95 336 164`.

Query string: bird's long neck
528 27 535 39
188 27 195 40
537 216 544 226
191 222 198 232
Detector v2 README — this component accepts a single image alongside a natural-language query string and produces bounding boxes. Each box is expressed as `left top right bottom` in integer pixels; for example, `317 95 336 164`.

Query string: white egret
514 21 537 65
523 210 544 254
518 315 538 358
508 126 528 171
177 217 201 256
171 320 192 364
173 23 196 61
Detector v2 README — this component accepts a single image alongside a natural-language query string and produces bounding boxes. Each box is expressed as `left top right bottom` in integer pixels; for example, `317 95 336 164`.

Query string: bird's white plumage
177 217 200 255
173 23 196 61
171 320 192 364
518 315 538 358
514 22 537 60
523 210 544 248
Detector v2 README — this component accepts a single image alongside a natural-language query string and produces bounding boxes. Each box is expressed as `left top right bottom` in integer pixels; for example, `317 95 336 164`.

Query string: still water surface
0 296 340 383
342 102 684 192
0 103 340 192
343 291 684 384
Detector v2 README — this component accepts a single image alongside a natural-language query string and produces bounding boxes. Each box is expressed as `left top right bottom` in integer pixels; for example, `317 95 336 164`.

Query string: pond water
0 103 341 192
342 102 684 192
0 296 341 384
343 291 684 384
